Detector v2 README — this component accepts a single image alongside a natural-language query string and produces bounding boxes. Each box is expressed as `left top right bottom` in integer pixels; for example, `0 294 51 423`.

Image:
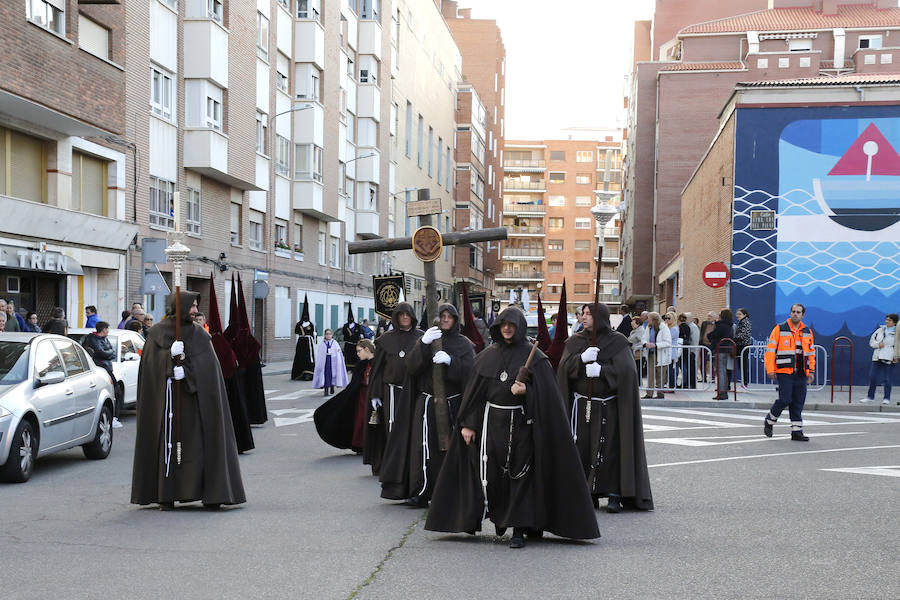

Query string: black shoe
495 525 507 537
404 495 429 508
159 501 175 511
509 530 526 549
606 496 623 513
763 420 773 438
526 528 544 539
791 431 809 442
203 503 222 511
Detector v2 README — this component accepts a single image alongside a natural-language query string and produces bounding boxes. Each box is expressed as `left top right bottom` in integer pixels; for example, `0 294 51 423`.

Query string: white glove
372 398 382 410
580 346 599 363
170 340 184 358
585 362 602 378
422 326 442 345
172 366 185 380
432 350 451 365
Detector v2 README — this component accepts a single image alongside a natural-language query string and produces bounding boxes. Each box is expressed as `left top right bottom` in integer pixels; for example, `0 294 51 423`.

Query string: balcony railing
507 225 545 235
503 180 545 191
503 159 546 170
502 247 545 257
496 271 544 280
503 202 545 213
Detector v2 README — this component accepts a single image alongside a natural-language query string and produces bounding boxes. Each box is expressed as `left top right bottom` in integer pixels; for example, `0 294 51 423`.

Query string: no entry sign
702 262 729 288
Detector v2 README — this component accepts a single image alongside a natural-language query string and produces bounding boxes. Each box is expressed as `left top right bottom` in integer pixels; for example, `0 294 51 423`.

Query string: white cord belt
164 377 174 477
570 392 616 441
479 402 525 521
416 393 461 497
388 383 402 433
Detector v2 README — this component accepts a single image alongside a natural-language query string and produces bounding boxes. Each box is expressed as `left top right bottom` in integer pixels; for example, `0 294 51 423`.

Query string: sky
466 0 655 140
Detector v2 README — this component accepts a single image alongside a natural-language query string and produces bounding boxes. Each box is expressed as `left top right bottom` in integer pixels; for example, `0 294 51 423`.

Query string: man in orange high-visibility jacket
763 303 816 441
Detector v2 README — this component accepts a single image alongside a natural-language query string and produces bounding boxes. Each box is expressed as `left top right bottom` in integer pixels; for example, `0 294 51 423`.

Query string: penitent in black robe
313 358 371 450
131 292 245 507
401 304 475 502
366 303 422 480
291 321 316 381
425 307 599 540
557 303 653 510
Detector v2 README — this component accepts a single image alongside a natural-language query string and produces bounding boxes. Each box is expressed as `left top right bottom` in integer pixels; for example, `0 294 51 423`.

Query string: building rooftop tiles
681 5 900 35
661 61 746 71
737 71 900 86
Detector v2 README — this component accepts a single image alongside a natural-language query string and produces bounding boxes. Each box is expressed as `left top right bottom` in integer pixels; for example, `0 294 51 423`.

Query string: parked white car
0 333 116 483
67 328 143 408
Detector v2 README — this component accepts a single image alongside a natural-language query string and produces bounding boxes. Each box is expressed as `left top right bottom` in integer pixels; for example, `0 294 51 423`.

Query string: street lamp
591 192 619 303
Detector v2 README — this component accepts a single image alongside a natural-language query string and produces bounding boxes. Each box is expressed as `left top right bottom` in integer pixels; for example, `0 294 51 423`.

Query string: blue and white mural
733 107 900 382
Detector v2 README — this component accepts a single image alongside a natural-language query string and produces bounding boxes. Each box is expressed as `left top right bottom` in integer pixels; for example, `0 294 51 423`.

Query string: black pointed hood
489 306 528 345
391 302 417 330
301 294 311 323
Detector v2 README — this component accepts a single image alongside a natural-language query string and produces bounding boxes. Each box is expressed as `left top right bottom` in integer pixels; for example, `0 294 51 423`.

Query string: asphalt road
2 372 899 599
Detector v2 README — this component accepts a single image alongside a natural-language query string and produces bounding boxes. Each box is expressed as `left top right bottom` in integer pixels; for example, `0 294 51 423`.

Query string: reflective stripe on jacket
764 320 815 375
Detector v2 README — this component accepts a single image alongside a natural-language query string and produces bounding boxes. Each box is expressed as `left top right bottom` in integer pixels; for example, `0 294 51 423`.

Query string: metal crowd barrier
637 344 714 395
636 342 830 395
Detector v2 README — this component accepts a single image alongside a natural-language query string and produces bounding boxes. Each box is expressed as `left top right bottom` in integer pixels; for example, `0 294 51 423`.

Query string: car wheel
82 403 113 460
1 419 36 483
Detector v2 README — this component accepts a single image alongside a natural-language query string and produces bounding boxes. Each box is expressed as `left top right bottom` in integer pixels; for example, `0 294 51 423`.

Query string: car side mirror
123 352 140 361
36 371 66 387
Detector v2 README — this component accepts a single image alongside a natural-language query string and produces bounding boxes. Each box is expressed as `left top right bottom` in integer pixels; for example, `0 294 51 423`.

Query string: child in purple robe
313 329 349 395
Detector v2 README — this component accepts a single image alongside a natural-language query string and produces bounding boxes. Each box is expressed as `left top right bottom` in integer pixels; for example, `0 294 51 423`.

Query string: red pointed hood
206 273 238 378
536 294 551 352
545 278 569 370
459 283 485 353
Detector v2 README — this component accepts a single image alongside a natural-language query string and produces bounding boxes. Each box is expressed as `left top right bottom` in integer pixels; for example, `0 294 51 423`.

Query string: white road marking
643 424 684 432
270 408 316 427
648 445 900 468
642 414 745 428
268 389 324 401
821 465 900 478
644 407 833 426
265 389 280 395
802 410 900 423
646 432 864 447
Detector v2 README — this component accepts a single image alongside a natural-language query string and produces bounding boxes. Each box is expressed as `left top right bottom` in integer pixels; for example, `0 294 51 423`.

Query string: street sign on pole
702 262 730 288
406 199 442 217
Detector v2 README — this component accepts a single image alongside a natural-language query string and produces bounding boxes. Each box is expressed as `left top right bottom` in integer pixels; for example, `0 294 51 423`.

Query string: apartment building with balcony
123 0 392 360
0 0 139 326
621 0 900 312
500 135 624 313
389 0 460 317
443 1 506 304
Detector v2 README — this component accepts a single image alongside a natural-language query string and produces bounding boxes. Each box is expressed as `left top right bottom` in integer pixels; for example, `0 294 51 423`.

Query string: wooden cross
348 189 508 450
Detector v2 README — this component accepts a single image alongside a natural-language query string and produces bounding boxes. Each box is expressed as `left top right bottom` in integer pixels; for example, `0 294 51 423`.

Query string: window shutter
10 131 43 203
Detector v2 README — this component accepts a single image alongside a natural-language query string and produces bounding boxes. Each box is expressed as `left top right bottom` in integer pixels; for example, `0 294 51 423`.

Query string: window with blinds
2 129 44 203
72 151 107 216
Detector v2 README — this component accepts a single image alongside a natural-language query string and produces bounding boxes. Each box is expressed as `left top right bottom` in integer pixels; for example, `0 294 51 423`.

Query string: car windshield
0 341 30 385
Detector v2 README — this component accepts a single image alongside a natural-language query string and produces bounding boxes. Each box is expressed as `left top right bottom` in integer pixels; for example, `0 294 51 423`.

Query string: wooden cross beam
347 189 508 450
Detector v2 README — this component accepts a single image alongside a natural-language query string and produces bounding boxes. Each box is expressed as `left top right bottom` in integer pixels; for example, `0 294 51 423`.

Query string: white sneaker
858 397 875 403
883 399 891 405
112 417 124 429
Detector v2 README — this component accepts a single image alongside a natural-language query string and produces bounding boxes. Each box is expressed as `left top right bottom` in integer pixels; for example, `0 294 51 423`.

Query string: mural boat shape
812 122 900 232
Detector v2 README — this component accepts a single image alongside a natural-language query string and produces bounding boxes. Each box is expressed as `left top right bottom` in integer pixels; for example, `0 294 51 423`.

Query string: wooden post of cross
349 189 508 450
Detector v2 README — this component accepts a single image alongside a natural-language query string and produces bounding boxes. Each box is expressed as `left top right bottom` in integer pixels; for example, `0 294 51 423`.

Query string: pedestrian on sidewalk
85 305 99 329
641 312 670 399
763 303 816 441
708 309 735 400
664 312 681 391
735 308 753 386
699 311 716 383
861 313 899 405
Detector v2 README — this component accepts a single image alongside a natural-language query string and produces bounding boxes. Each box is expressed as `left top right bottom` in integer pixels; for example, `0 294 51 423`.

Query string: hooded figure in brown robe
557 302 653 513
363 302 423 476
131 291 246 510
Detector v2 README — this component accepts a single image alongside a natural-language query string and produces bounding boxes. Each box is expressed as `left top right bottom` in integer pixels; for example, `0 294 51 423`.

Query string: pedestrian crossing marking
270 408 316 427
646 431 864 447
641 414 745 428
821 465 900 478
268 389 324 401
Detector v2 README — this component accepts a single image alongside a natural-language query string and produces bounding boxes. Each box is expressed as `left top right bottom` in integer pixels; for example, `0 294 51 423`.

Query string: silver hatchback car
0 333 116 483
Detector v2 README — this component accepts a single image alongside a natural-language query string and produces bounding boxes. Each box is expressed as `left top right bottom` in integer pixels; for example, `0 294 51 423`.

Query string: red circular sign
702 262 730 288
